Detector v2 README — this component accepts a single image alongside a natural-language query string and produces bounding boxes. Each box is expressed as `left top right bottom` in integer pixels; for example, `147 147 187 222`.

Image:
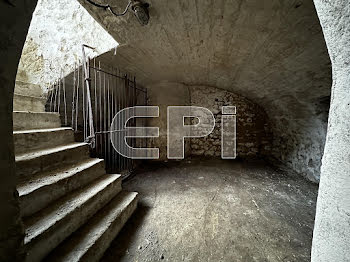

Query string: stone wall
16 0 117 95
190 86 271 158
145 83 271 160
271 114 328 183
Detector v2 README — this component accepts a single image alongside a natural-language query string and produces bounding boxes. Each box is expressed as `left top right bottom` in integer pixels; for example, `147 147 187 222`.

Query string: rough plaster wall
78 0 332 182
146 83 271 160
0 1 38 260
190 86 271 158
16 0 117 95
147 82 191 161
271 107 329 183
312 0 350 261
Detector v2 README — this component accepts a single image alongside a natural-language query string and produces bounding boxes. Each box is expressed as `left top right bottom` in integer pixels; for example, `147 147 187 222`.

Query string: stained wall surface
85 0 332 182
16 0 117 95
312 0 350 260
190 85 271 158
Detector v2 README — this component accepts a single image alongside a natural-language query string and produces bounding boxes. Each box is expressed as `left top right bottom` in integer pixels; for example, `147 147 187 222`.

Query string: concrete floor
101 159 318 262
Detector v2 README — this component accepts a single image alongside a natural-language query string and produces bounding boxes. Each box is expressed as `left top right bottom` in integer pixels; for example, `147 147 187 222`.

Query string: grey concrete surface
13 107 139 261
81 0 332 182
45 191 138 262
13 111 61 131
24 174 122 262
18 158 105 217
102 159 318 262
13 93 46 112
15 81 43 97
312 1 350 261
14 127 75 155
12 75 139 261
146 82 191 161
15 142 90 182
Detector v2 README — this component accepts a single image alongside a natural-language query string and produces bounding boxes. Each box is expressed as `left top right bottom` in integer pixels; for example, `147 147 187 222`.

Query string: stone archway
0 1 349 261
0 1 38 260
312 1 350 261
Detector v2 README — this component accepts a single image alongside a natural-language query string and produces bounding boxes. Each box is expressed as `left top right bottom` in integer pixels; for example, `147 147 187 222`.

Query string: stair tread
18 158 104 197
24 174 121 245
14 127 75 156
15 81 42 97
13 111 61 131
14 127 72 135
46 191 138 262
13 111 59 114
14 93 46 100
13 93 46 112
16 142 87 162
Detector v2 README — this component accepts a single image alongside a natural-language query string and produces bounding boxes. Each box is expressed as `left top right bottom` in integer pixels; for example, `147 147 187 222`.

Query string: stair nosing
47 191 138 262
15 142 88 162
13 111 59 115
14 127 73 135
18 158 104 197
24 174 121 245
14 93 46 100
77 192 138 254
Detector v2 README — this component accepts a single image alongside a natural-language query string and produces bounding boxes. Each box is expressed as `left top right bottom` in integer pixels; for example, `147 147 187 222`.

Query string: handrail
82 45 95 148
46 49 147 174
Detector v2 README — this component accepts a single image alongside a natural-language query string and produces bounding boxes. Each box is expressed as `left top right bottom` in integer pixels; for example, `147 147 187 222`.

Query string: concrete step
18 158 105 218
13 93 46 112
15 81 42 97
13 111 61 131
14 127 75 155
23 174 122 262
15 142 90 182
45 191 138 262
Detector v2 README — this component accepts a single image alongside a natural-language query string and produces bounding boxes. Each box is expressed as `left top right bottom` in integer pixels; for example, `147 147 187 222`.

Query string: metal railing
47 49 147 175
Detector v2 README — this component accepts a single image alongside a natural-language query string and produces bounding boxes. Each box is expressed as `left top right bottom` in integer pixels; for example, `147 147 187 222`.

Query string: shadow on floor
101 203 151 261
101 158 318 262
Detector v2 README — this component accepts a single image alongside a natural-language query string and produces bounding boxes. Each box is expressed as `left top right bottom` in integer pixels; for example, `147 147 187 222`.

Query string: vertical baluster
72 64 76 129
107 70 110 171
93 59 97 155
75 63 80 132
49 81 54 112
110 68 114 173
133 76 137 168
99 61 102 159
118 69 122 172
82 62 86 141
103 71 107 162
145 88 148 155
58 77 61 114
53 81 57 113
123 73 127 172
63 71 67 126
94 59 97 130
113 67 118 173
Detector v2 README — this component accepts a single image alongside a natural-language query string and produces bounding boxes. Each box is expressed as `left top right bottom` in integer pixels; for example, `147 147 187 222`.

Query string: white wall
312 0 350 260
16 0 117 95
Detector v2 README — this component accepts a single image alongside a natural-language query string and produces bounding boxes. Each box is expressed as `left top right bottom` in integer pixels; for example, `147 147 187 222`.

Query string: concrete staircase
13 81 138 262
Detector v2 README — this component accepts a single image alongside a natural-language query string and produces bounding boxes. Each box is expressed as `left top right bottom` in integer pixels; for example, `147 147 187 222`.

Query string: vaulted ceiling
79 0 331 118
78 0 332 180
